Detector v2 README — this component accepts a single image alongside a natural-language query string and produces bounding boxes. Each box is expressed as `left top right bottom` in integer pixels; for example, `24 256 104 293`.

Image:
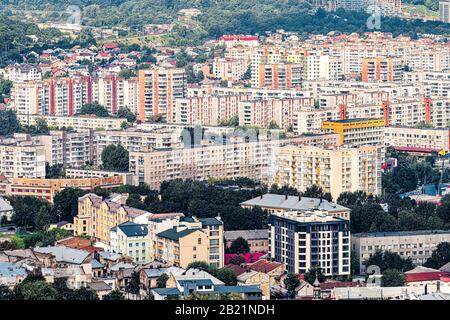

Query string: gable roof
157 228 202 241
405 271 448 283
224 229 268 241
199 218 223 226
33 246 90 264
241 194 349 213
0 197 13 212
248 259 283 273
117 221 148 237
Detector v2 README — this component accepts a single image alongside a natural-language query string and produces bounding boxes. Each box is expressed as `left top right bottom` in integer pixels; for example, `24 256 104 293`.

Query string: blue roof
200 218 223 226
157 228 201 241
178 279 214 287
214 285 262 294
0 262 27 279
116 221 148 237
91 259 104 269
353 229 450 238
152 287 181 296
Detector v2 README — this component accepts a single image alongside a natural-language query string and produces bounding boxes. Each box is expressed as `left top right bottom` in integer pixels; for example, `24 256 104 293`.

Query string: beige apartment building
17 114 127 131
0 137 46 179
352 230 450 273
138 67 187 122
172 95 249 126
272 144 383 200
129 137 283 189
385 126 450 151
212 57 250 82
155 216 224 269
74 193 151 244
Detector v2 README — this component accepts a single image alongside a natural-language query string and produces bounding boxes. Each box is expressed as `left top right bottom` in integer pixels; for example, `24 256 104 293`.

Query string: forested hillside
1 0 450 38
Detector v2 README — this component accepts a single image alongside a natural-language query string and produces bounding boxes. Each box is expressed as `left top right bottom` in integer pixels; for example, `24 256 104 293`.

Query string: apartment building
172 95 250 126
17 114 127 131
4 64 42 83
6 176 124 203
268 209 351 276
212 58 250 82
239 98 314 129
65 168 135 185
272 144 383 200
321 118 386 146
352 230 450 273
33 130 95 168
94 127 179 164
0 137 45 179
74 193 152 243
188 85 311 100
138 67 187 122
91 75 139 115
129 136 285 189
241 193 351 220
440 0 450 23
362 57 403 83
256 63 303 89
385 126 450 151
110 221 150 264
155 216 224 268
11 75 137 117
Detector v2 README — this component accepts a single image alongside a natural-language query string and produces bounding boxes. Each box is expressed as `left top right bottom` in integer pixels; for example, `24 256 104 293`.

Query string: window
198 238 202 244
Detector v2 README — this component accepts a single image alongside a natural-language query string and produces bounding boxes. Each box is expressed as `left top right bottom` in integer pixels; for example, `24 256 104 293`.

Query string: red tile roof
405 271 448 283
248 259 283 273
320 281 360 290
225 264 248 276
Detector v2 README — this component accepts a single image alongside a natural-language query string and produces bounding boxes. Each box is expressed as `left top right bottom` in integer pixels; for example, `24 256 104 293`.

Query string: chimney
260 194 263 199
298 194 301 201
285 194 288 200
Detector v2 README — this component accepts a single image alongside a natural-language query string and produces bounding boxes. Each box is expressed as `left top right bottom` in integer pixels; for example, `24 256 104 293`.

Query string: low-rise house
87 280 113 299
91 259 105 278
48 221 74 232
109 221 150 264
152 277 262 300
405 266 448 292
139 266 185 295
246 260 285 285
224 229 269 253
0 262 27 288
0 197 14 222
33 246 93 289
237 270 270 300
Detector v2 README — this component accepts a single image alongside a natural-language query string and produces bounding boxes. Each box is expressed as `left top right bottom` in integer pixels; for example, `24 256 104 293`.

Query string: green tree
304 266 326 285
53 188 88 223
79 102 109 117
365 250 414 273
284 273 300 292
118 68 136 79
228 237 250 254
125 271 140 295
117 107 137 123
45 163 64 179
103 289 125 300
187 261 210 271
19 281 58 300
0 284 12 300
424 242 450 269
381 269 406 287
215 268 237 286
0 109 21 136
302 186 332 201
34 206 51 231
157 274 169 288
101 144 129 172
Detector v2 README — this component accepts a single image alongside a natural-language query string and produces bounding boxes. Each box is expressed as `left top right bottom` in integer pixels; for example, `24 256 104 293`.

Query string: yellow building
6 176 124 203
272 144 383 200
321 118 385 146
155 216 224 269
74 193 151 244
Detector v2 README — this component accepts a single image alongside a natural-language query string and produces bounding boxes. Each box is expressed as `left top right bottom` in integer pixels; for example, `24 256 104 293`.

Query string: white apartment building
4 64 42 83
269 209 351 276
272 144 383 200
385 126 450 151
172 95 249 126
352 230 450 273
0 137 46 179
